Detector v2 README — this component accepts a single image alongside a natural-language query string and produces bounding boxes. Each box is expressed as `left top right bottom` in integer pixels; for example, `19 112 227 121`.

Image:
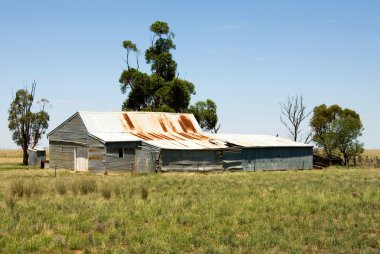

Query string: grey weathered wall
28 150 46 167
160 150 223 171
88 137 105 172
49 141 78 169
223 149 243 170
135 149 156 173
242 147 313 171
104 142 139 172
49 114 88 145
49 113 90 170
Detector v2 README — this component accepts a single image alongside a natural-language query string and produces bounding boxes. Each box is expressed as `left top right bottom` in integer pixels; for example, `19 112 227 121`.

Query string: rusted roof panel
206 134 313 148
79 111 226 149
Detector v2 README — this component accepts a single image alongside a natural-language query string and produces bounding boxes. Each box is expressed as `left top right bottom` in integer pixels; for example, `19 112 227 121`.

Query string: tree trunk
343 154 349 168
22 147 29 165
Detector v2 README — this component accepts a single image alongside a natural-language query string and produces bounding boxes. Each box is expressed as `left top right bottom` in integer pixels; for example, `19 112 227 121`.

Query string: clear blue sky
1 1 379 149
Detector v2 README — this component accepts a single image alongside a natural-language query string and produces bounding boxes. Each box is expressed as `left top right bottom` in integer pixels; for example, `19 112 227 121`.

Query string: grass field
0 149 379 252
0 165 379 253
0 149 23 164
363 149 380 157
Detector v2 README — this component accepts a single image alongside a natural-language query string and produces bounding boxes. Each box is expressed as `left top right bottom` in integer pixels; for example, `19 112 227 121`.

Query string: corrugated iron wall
28 150 46 166
135 148 157 173
160 150 223 171
105 144 135 172
49 114 89 170
88 137 105 172
49 114 88 144
50 141 77 170
241 147 313 171
223 149 243 170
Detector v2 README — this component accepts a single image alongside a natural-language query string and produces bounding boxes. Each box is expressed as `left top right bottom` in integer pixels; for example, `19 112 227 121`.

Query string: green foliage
155 79 193 112
119 21 219 125
8 82 49 165
150 21 172 36
310 104 364 164
188 99 219 132
122 40 138 52
0 168 379 253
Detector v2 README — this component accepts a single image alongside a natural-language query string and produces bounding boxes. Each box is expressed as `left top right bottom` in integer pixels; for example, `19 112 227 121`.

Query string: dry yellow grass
0 149 23 157
0 149 23 163
362 149 380 157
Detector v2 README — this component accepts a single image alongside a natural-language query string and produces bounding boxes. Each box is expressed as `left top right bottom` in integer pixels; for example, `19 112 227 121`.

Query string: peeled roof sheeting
207 134 313 148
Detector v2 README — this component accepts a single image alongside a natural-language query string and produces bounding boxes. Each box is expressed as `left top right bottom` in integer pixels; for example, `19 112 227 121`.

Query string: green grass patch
0 168 379 253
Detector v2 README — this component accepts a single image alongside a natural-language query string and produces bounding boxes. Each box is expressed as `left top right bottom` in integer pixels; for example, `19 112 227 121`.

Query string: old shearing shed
47 111 313 173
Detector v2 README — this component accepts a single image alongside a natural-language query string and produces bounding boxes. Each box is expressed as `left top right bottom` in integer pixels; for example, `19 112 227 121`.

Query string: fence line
351 156 380 168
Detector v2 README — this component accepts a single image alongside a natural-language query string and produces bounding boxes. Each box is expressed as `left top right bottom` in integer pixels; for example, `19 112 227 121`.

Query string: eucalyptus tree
310 104 364 166
119 21 220 130
8 81 49 165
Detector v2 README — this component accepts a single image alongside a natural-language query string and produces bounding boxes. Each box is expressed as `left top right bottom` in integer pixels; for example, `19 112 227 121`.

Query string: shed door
74 147 88 171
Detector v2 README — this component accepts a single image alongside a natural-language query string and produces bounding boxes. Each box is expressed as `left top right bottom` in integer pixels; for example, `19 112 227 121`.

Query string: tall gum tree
8 82 50 165
119 21 220 131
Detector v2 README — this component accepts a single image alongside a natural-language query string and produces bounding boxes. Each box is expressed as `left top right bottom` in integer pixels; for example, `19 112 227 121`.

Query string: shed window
118 148 123 158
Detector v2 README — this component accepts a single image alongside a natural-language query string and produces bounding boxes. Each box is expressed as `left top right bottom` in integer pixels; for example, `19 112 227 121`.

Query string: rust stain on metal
158 118 168 132
89 156 104 160
149 133 174 141
123 114 135 130
178 132 208 141
179 115 197 133
131 133 152 140
168 119 177 132
167 133 186 141
178 119 188 133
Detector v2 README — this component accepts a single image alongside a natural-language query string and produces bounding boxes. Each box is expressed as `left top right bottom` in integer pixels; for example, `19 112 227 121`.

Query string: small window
118 148 123 158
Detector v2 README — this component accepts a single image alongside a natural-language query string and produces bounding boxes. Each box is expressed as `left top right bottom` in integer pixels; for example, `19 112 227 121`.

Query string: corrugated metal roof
80 111 203 134
51 111 311 150
79 111 227 150
206 134 313 148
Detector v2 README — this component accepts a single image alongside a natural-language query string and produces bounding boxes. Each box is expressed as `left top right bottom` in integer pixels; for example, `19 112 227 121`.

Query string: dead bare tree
280 94 312 143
